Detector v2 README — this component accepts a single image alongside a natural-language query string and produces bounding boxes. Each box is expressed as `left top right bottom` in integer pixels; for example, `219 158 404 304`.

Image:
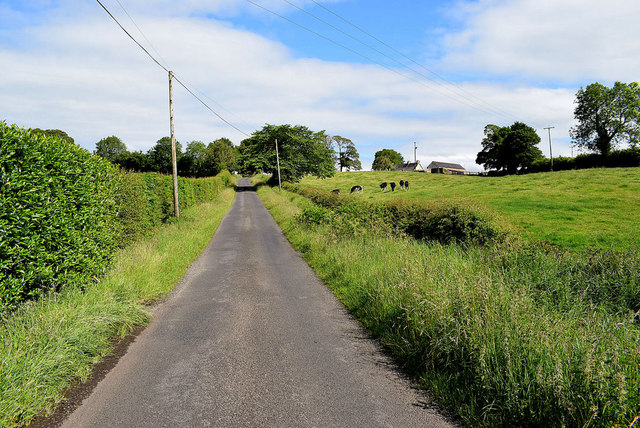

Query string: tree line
476 81 640 174
94 124 362 181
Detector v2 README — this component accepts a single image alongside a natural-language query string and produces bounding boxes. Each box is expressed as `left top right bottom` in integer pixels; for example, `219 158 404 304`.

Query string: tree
208 137 236 175
179 141 207 177
95 136 128 163
371 156 394 171
372 149 403 171
570 81 640 156
148 137 182 174
115 150 150 172
476 122 543 174
330 136 361 171
30 128 75 145
237 124 335 182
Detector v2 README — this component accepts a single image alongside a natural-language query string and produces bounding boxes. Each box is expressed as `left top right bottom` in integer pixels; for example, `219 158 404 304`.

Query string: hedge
529 148 640 174
285 183 506 246
0 122 234 314
1 123 120 312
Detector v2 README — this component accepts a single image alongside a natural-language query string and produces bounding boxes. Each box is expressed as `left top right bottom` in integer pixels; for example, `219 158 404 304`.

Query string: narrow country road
62 179 453 427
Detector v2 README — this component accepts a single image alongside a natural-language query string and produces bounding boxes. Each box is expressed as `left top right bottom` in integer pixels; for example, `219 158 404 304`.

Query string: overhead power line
114 0 171 68
305 0 517 121
95 0 250 137
248 0 516 121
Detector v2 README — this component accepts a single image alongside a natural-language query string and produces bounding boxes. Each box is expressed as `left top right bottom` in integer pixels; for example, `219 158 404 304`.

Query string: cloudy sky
2 0 639 171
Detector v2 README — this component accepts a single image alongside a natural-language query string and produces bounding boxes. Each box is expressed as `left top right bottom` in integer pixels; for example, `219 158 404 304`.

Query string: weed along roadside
255 179 640 427
0 189 235 427
0 122 238 426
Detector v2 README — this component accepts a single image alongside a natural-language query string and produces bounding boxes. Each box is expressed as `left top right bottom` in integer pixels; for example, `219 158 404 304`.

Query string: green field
299 168 640 251
256 182 640 426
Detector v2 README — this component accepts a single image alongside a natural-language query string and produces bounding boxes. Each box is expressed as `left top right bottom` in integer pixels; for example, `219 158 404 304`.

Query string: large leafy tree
95 135 128 163
372 148 403 171
570 81 640 155
331 135 361 172
30 128 75 145
207 137 236 175
476 122 543 174
115 150 151 172
179 141 207 177
237 124 335 182
148 136 182 174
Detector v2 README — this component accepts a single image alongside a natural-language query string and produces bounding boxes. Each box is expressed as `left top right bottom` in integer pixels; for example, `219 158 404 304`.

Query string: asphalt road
62 179 453 427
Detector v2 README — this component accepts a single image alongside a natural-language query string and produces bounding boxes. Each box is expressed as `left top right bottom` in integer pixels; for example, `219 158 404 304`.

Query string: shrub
0 120 235 312
115 171 234 247
285 183 504 246
0 123 120 311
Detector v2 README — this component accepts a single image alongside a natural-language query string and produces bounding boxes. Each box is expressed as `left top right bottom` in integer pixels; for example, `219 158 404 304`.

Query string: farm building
426 161 470 175
395 161 425 172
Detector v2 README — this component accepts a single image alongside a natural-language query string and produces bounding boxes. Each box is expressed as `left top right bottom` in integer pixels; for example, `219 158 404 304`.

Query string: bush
116 171 233 247
0 123 120 311
0 120 235 313
285 183 504 245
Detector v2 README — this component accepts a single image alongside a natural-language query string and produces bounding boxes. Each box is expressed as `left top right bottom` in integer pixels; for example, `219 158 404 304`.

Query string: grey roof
427 161 466 171
395 161 424 172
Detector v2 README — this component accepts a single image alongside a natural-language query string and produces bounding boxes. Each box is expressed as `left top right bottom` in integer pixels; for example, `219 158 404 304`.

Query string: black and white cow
350 185 363 193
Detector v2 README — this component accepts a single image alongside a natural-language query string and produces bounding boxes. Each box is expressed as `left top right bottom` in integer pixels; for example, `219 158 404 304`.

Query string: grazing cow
350 185 363 193
399 180 405 190
390 182 396 191
331 189 340 194
404 180 409 191
379 182 388 192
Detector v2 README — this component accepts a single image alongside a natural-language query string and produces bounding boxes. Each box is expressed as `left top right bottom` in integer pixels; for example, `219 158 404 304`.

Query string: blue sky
1 0 639 170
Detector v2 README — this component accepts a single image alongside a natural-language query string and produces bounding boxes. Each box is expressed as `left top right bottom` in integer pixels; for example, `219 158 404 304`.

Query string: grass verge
257 185 640 427
298 169 640 251
0 188 235 427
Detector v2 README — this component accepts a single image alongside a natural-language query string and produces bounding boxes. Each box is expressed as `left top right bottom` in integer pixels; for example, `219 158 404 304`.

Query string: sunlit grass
258 185 640 427
0 189 235 427
299 168 640 251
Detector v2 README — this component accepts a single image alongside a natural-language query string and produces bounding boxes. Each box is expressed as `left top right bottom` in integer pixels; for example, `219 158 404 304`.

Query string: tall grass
299 169 640 251
0 189 235 427
257 185 640 427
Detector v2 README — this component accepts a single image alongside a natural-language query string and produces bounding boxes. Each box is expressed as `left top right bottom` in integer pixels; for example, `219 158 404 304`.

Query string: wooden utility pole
275 138 282 191
544 126 555 171
169 71 179 218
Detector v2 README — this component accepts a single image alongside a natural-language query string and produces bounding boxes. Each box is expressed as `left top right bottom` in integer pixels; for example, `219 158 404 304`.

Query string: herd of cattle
330 180 410 194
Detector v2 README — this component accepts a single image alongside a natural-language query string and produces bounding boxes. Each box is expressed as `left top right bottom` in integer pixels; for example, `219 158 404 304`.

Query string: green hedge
1 123 120 311
116 170 232 246
285 183 505 245
529 148 640 174
0 122 234 314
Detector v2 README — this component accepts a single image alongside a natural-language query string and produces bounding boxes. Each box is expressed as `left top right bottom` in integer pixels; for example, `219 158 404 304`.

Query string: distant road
63 178 453 427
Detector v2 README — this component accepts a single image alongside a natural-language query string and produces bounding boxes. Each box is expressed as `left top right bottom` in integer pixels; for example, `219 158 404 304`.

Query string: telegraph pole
169 71 179 218
275 138 282 191
544 126 554 171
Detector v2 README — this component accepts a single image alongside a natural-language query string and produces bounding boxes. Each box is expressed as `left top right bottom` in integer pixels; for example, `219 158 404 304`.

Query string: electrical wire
95 0 250 137
305 0 517 121
114 0 171 69
246 0 512 119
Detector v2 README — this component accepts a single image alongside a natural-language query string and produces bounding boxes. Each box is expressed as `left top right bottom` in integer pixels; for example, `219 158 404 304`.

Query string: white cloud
1 0 603 172
439 0 640 84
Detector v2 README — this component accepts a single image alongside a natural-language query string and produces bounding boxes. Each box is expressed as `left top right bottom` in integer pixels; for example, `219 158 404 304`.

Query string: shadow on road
235 185 256 192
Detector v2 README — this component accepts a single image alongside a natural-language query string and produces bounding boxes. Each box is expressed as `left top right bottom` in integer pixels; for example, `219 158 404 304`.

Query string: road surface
63 179 453 427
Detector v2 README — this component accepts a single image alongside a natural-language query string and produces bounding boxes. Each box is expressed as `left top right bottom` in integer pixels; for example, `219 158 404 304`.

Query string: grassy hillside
299 168 640 251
